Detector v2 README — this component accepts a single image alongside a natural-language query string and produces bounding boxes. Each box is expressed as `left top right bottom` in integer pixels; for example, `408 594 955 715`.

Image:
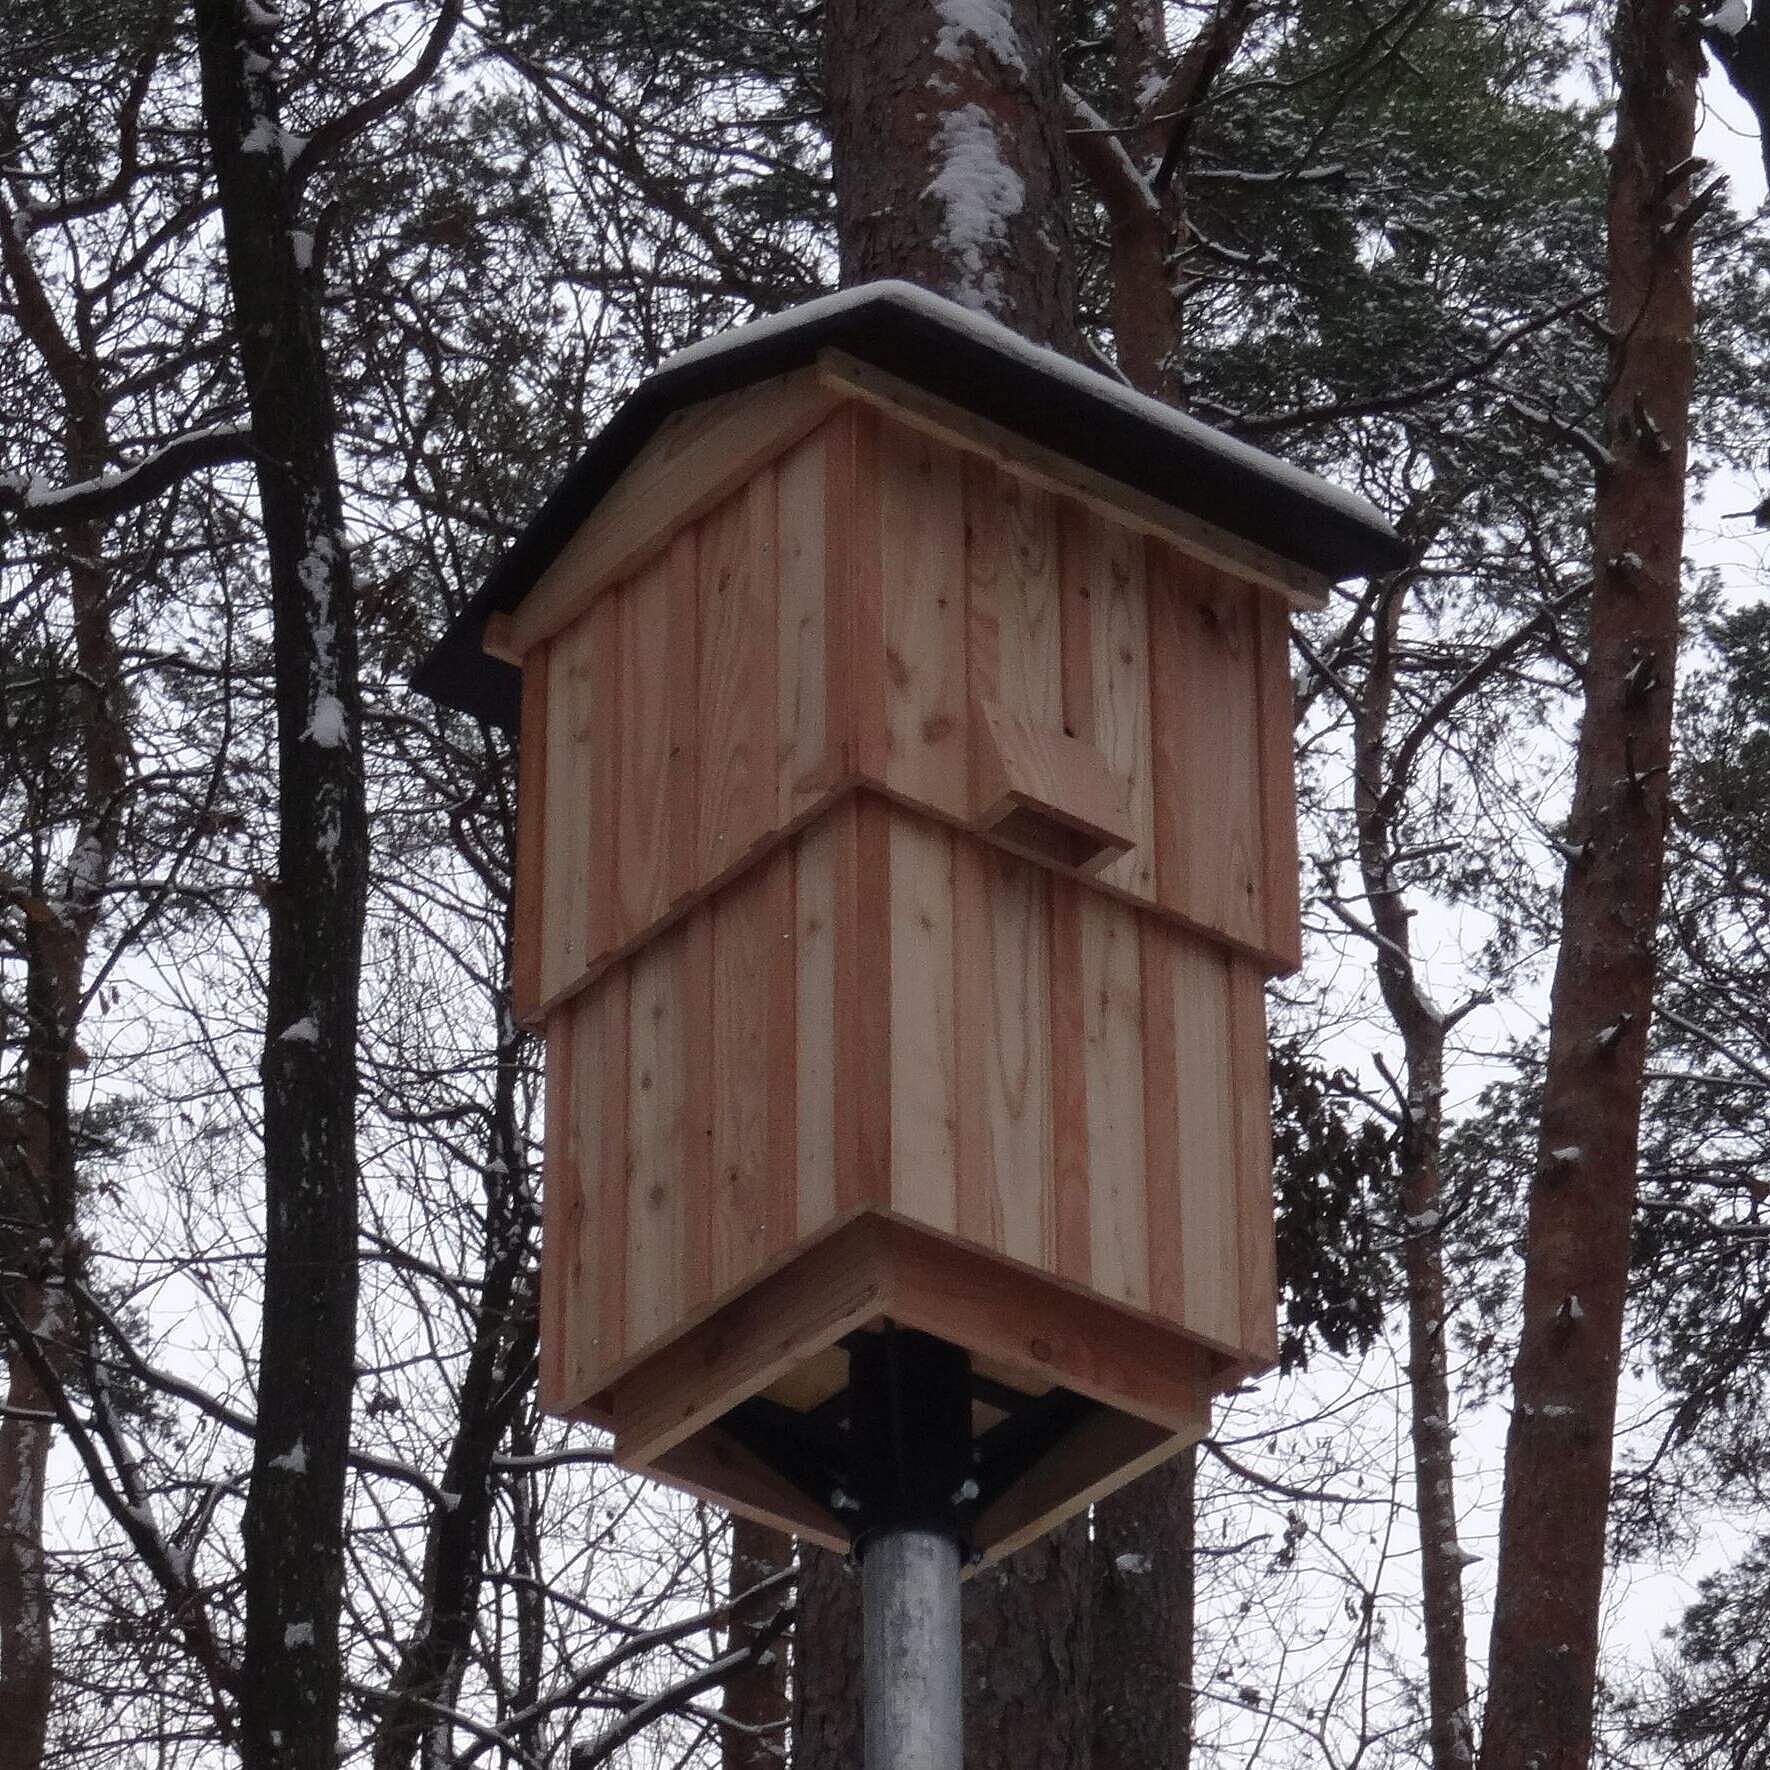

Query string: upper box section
413 280 1407 731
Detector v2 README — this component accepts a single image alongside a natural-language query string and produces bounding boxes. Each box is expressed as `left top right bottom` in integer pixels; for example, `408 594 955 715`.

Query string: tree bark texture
791 1547 863 1770
1090 1451 1196 1770
823 0 1078 350
0 144 132 1770
722 1519 792 1770
1478 5 1699 1766
796 1523 1092 1770
193 5 369 1766
1354 585 1474 1770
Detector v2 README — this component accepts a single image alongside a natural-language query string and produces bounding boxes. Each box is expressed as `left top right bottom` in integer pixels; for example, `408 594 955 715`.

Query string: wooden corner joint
482 610 524 665
969 698 1136 875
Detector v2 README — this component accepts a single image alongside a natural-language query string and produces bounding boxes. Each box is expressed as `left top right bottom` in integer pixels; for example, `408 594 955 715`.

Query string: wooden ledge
560 1210 1229 1568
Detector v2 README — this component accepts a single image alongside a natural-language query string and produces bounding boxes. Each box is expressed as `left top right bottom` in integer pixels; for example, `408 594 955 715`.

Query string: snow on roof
662 279 1393 543
414 280 1406 728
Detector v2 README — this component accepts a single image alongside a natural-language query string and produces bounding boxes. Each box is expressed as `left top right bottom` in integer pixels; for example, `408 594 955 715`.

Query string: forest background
9 2 1770 1768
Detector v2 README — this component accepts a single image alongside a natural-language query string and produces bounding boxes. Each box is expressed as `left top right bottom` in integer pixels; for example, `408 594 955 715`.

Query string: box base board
561 1212 1233 1568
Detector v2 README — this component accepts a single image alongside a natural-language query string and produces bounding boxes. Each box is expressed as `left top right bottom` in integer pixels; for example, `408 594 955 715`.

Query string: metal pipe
862 1527 963 1770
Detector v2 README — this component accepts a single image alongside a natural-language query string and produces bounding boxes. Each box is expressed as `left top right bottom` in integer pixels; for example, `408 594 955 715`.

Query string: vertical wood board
539 611 602 1002
1148 544 1266 955
778 428 833 817
696 475 778 882
794 817 839 1238
614 554 679 946
953 840 1053 1269
1254 598 1304 973
887 811 959 1233
876 420 968 818
513 645 550 1021
1081 892 1149 1309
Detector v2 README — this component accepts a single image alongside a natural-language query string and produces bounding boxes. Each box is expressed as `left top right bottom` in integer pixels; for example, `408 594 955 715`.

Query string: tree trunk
824 0 1078 350
1090 1450 1195 1770
791 1548 864 1769
809 9 1096 1766
0 149 132 1770
1478 3 1699 1765
371 1000 538 1770
721 1519 791 1770
1353 582 1474 1770
193 6 369 1766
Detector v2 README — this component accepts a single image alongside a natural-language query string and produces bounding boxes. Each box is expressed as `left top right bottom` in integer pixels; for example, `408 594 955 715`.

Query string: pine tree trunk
193 6 369 1766
1478 4 1699 1764
824 0 1078 350
791 1548 863 1768
1090 1451 1195 1770
721 1519 791 1770
807 9 1095 1766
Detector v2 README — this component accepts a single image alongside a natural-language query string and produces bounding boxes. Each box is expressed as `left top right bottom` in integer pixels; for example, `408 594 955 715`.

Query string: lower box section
568 1211 1227 1568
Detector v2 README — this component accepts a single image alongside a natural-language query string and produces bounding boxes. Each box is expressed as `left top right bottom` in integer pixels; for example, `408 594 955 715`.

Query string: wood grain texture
592 970 632 1385
1148 543 1267 956
887 810 958 1233
614 554 678 946
709 860 777 1302
954 840 1052 1268
512 644 549 1022
507 370 840 655
777 428 833 816
539 612 600 1004
538 1005 578 1411
877 418 968 818
967 459 1063 728
1056 503 1096 742
836 795 893 1213
1228 956 1281 1368
880 1215 1212 1432
1081 893 1148 1310
1083 516 1157 901
795 819 839 1237
598 1212 1220 1566
696 474 777 882
1048 877 1093 1286
1140 914 1182 1332
586 592 622 973
829 405 882 780
1254 597 1304 974
609 1214 890 1468
625 922 689 1352
1171 932 1241 1354
816 351 1332 611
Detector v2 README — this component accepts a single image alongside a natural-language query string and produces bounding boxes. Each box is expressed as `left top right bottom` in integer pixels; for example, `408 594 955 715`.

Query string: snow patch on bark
268 1438 308 1473
304 693 347 748
923 104 1025 317
932 0 1027 77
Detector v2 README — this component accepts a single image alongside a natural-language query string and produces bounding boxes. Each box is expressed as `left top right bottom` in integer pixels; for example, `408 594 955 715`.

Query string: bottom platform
568 1212 1228 1568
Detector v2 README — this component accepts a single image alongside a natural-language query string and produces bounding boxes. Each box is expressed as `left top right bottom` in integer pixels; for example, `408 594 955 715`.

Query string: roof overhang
414 280 1409 730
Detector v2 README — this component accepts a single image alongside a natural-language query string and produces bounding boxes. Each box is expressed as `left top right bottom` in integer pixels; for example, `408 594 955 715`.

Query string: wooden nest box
416 283 1405 1565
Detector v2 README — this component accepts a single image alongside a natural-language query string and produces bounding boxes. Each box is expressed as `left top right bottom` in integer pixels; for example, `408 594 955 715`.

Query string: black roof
413 281 1408 729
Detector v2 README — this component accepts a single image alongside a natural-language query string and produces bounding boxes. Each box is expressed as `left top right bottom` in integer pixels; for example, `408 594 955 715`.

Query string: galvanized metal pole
862 1527 963 1770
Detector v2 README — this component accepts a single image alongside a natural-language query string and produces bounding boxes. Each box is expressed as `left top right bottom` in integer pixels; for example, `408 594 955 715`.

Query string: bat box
415 282 1404 1565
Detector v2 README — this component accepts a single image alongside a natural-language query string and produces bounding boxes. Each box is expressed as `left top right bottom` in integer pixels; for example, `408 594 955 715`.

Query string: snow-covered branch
3 423 252 532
